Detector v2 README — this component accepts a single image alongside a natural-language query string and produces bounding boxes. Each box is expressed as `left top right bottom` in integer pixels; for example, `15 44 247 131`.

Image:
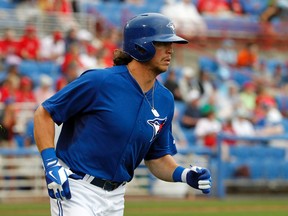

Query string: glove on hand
186 166 211 194
41 148 81 200
173 166 212 194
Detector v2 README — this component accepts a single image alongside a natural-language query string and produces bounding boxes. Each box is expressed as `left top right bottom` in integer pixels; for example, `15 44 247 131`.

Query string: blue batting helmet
123 13 188 62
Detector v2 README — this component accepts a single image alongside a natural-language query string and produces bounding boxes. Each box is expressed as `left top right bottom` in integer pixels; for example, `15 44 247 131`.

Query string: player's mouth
163 57 171 65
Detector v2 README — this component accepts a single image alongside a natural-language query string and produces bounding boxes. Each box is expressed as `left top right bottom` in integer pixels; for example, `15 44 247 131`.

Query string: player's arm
34 105 81 201
145 154 212 194
34 105 55 152
145 154 178 182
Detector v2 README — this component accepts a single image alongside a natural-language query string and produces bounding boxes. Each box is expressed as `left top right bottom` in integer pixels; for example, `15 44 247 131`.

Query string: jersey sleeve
42 70 101 125
144 124 177 160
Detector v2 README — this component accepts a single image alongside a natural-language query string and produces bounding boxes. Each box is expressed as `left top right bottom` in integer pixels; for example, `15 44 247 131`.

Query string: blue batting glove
41 148 81 200
173 166 212 194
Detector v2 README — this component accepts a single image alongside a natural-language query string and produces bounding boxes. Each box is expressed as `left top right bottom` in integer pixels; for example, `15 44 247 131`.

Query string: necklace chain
127 66 159 117
144 84 155 109
144 83 159 117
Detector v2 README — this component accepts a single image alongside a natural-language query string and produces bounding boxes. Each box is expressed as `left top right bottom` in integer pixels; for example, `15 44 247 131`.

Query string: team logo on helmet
147 117 167 142
167 22 175 33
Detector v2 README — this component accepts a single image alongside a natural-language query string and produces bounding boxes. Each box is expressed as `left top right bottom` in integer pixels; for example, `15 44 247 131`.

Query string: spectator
178 66 195 103
61 42 85 76
55 76 68 92
236 42 259 69
0 99 16 147
100 28 121 67
254 101 284 136
193 69 215 105
229 0 244 16
275 83 288 117
232 110 255 137
197 0 235 17
0 76 19 103
48 0 78 29
0 28 20 65
180 89 202 129
215 80 240 121
239 81 257 116
163 69 183 102
221 118 237 146
18 25 40 60
270 63 287 87
15 76 36 103
5 64 21 89
56 61 80 92
77 29 98 69
215 39 238 68
260 0 288 23
194 104 222 149
215 39 238 80
255 85 276 108
34 74 55 104
253 59 273 87
160 0 207 38
40 30 65 63
64 27 79 53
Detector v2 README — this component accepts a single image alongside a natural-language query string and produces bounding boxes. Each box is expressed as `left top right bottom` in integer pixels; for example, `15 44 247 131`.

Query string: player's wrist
172 166 190 183
41 148 58 169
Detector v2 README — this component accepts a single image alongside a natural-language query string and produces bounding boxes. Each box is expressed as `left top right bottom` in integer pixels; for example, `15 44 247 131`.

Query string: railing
0 134 287 200
0 9 96 37
216 133 288 198
0 148 46 200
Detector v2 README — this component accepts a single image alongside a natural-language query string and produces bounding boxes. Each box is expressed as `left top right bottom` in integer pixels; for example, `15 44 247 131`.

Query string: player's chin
160 63 170 72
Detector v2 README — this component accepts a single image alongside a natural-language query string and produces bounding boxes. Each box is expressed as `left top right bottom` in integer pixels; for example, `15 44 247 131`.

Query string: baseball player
34 13 212 216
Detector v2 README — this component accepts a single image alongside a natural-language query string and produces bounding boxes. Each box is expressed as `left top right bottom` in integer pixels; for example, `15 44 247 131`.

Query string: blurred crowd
164 38 288 155
0 0 288 152
0 2 123 148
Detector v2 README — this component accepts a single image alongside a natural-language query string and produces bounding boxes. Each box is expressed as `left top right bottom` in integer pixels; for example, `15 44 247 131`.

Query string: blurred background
0 0 288 204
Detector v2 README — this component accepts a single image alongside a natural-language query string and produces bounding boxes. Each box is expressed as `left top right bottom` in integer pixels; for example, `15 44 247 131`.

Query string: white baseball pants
50 178 126 216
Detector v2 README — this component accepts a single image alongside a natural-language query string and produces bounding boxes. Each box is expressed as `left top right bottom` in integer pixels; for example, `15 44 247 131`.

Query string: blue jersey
42 65 177 182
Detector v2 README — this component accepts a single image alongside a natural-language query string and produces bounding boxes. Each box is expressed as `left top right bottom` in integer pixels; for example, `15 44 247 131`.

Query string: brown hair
113 49 133 66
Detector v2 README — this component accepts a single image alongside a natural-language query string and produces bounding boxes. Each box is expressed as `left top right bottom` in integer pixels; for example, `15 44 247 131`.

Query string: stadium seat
263 159 287 180
198 56 219 73
239 0 270 17
0 0 16 9
230 69 252 86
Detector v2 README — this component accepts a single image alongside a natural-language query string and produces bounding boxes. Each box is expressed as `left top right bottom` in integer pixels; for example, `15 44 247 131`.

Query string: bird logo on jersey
147 117 167 142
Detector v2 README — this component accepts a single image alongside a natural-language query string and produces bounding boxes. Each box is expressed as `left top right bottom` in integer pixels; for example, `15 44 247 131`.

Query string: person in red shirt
197 0 233 16
18 25 40 60
0 28 20 63
101 28 120 67
15 76 36 103
61 42 84 75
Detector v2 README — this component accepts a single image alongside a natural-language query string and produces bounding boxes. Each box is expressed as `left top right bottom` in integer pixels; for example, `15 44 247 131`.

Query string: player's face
149 42 173 75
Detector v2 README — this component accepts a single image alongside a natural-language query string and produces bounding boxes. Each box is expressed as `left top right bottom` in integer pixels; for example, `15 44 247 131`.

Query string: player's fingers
198 184 211 190
52 187 61 200
202 188 211 194
198 179 211 185
48 189 56 199
58 185 67 201
62 181 72 200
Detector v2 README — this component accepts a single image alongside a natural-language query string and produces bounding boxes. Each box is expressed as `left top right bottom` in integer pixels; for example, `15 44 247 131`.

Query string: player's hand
186 166 212 194
41 148 82 200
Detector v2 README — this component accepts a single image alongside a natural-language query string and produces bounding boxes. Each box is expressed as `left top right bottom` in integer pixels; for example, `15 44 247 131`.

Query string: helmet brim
154 34 188 44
